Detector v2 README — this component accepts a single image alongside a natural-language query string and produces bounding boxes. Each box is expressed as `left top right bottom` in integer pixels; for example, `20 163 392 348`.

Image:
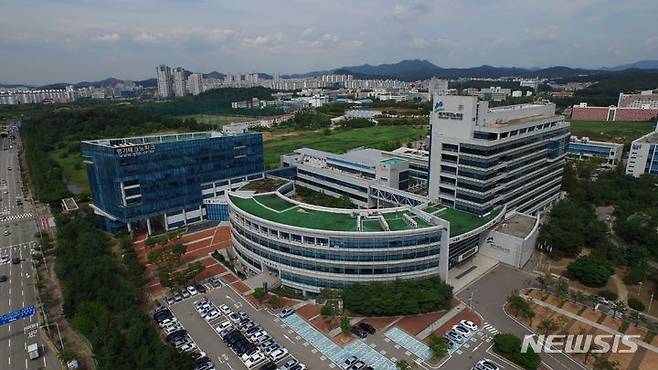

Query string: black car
166 330 187 342
260 362 277 370
0 275 7 282
195 284 207 294
351 326 368 338
11 257 20 265
358 322 376 334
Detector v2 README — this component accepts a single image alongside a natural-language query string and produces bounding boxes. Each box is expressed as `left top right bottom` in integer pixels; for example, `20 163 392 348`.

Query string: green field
568 120 655 143
50 147 90 193
176 114 256 125
264 125 427 169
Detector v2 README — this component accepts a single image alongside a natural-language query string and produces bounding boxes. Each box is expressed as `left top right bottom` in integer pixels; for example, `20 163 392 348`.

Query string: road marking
25 358 28 369
472 341 483 352
8 338 10 348
282 334 294 344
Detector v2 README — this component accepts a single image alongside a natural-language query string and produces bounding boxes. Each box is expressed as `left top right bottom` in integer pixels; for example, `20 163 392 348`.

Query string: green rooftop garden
435 207 503 237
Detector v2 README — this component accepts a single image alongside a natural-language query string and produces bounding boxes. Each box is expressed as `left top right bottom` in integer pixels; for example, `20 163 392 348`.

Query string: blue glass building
82 131 263 233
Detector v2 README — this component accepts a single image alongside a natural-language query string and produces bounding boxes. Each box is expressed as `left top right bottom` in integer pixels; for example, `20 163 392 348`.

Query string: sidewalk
417 302 466 340
524 294 658 353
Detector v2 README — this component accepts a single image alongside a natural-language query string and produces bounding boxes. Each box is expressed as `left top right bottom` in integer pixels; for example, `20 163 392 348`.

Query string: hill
604 60 658 71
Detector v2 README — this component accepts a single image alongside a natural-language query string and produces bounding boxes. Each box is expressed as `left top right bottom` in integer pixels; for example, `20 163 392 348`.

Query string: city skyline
2 0 658 85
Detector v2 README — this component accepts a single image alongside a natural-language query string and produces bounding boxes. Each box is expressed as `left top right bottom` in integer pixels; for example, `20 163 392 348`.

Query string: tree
396 360 415 370
268 295 282 308
567 256 614 287
627 297 646 312
340 315 351 335
252 288 266 302
507 295 535 323
593 357 620 370
555 278 569 300
428 335 449 359
537 318 560 335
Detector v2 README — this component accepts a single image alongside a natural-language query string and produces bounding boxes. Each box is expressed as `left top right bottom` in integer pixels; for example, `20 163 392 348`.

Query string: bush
493 334 541 370
567 255 614 287
628 298 646 311
428 335 449 359
342 277 453 316
598 289 618 301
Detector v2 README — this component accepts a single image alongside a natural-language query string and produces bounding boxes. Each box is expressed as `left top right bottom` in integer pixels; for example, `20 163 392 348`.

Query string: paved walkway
525 295 658 353
417 302 466 340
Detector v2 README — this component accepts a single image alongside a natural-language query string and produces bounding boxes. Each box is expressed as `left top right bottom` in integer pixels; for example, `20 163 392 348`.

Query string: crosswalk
481 322 499 335
0 242 33 264
0 212 33 223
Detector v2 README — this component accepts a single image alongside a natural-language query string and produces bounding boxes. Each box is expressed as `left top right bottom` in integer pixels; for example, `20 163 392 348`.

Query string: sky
2 0 658 85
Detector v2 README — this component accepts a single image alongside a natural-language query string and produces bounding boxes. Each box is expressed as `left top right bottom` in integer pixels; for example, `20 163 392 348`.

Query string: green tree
252 288 267 302
627 297 646 311
396 360 415 370
268 295 282 308
567 256 614 287
537 318 560 335
428 335 449 359
340 315 351 335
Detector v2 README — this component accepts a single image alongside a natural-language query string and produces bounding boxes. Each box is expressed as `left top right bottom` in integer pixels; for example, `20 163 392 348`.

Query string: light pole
649 292 654 313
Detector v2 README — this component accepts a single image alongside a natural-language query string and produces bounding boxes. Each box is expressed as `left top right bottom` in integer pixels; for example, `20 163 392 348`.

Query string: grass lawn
175 114 256 125
568 120 655 143
50 146 89 193
264 125 427 169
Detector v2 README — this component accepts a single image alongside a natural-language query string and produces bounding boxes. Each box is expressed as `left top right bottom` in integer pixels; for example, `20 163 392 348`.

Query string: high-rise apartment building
187 73 204 96
156 65 173 98
428 96 570 216
173 67 187 97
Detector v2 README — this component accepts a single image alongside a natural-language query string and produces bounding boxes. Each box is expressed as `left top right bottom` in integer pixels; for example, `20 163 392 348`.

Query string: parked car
351 326 367 339
216 320 232 332
219 304 231 315
208 277 222 287
244 352 266 368
357 322 376 334
445 330 464 344
165 296 175 305
281 358 299 369
268 347 288 362
278 308 295 319
473 358 500 370
452 324 472 336
240 348 261 361
0 275 7 283
195 284 207 293
174 292 183 301
260 362 277 370
342 356 358 369
228 312 241 323
187 285 198 296
460 320 478 332
181 289 191 299
348 360 366 370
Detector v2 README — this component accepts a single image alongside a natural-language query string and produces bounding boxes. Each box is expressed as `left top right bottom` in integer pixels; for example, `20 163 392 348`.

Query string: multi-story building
156 65 173 98
173 67 187 97
187 73 204 96
227 189 505 293
567 136 623 166
571 90 658 121
82 131 264 233
626 125 658 177
428 96 570 216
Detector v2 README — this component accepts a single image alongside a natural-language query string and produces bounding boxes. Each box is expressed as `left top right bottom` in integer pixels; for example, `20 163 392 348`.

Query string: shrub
252 288 266 302
493 334 541 370
628 297 646 311
567 255 614 287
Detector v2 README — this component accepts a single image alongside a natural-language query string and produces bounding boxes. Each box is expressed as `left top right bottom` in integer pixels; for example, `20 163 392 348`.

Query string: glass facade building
82 131 263 232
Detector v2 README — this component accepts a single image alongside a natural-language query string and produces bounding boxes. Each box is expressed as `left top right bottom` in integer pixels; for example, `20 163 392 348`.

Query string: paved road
453 264 585 370
0 125 57 370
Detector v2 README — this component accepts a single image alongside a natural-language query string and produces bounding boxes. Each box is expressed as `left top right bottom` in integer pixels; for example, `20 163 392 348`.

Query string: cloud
241 32 284 47
392 1 431 22
647 36 658 46
95 32 121 42
408 37 455 49
133 32 158 43
303 33 340 48
523 25 560 43
344 39 364 49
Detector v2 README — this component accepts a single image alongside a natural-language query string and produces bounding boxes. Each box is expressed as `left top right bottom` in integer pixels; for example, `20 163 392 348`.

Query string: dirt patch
355 317 400 331
333 333 356 347
296 304 322 321
397 311 447 336
232 281 251 295
310 316 340 332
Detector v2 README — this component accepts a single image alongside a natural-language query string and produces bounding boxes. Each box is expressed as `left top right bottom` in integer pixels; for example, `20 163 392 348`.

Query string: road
455 265 585 370
0 123 57 370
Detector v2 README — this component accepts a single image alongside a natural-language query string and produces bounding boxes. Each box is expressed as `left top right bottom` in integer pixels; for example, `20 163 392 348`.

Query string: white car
244 352 266 368
228 312 241 323
269 347 288 362
158 318 178 328
187 285 198 296
241 348 261 361
219 304 231 315
249 330 268 341
474 358 500 370
164 324 183 334
452 324 472 336
460 320 478 332
204 310 221 321
215 320 232 332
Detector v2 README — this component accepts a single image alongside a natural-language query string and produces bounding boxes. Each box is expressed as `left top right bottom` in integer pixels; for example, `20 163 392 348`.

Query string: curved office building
227 190 503 293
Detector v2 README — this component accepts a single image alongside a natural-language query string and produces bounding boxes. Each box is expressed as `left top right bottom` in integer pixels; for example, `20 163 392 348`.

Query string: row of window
233 224 441 262
235 241 440 276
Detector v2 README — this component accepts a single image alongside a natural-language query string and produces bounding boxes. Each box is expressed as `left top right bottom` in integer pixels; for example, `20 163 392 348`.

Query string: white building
567 136 623 167
187 73 204 96
173 67 187 97
428 95 570 216
156 65 173 98
428 78 449 96
626 125 658 178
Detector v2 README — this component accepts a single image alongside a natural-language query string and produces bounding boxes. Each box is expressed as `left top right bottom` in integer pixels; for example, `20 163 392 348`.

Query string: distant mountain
291 59 600 81
604 60 658 71
136 78 157 88
204 71 225 79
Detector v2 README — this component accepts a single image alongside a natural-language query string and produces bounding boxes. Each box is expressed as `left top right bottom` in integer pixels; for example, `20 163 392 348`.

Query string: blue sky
1 0 658 84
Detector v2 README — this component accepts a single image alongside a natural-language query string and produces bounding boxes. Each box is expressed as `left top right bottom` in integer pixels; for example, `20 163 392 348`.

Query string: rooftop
229 192 501 236
636 130 658 144
494 213 537 238
82 131 244 148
